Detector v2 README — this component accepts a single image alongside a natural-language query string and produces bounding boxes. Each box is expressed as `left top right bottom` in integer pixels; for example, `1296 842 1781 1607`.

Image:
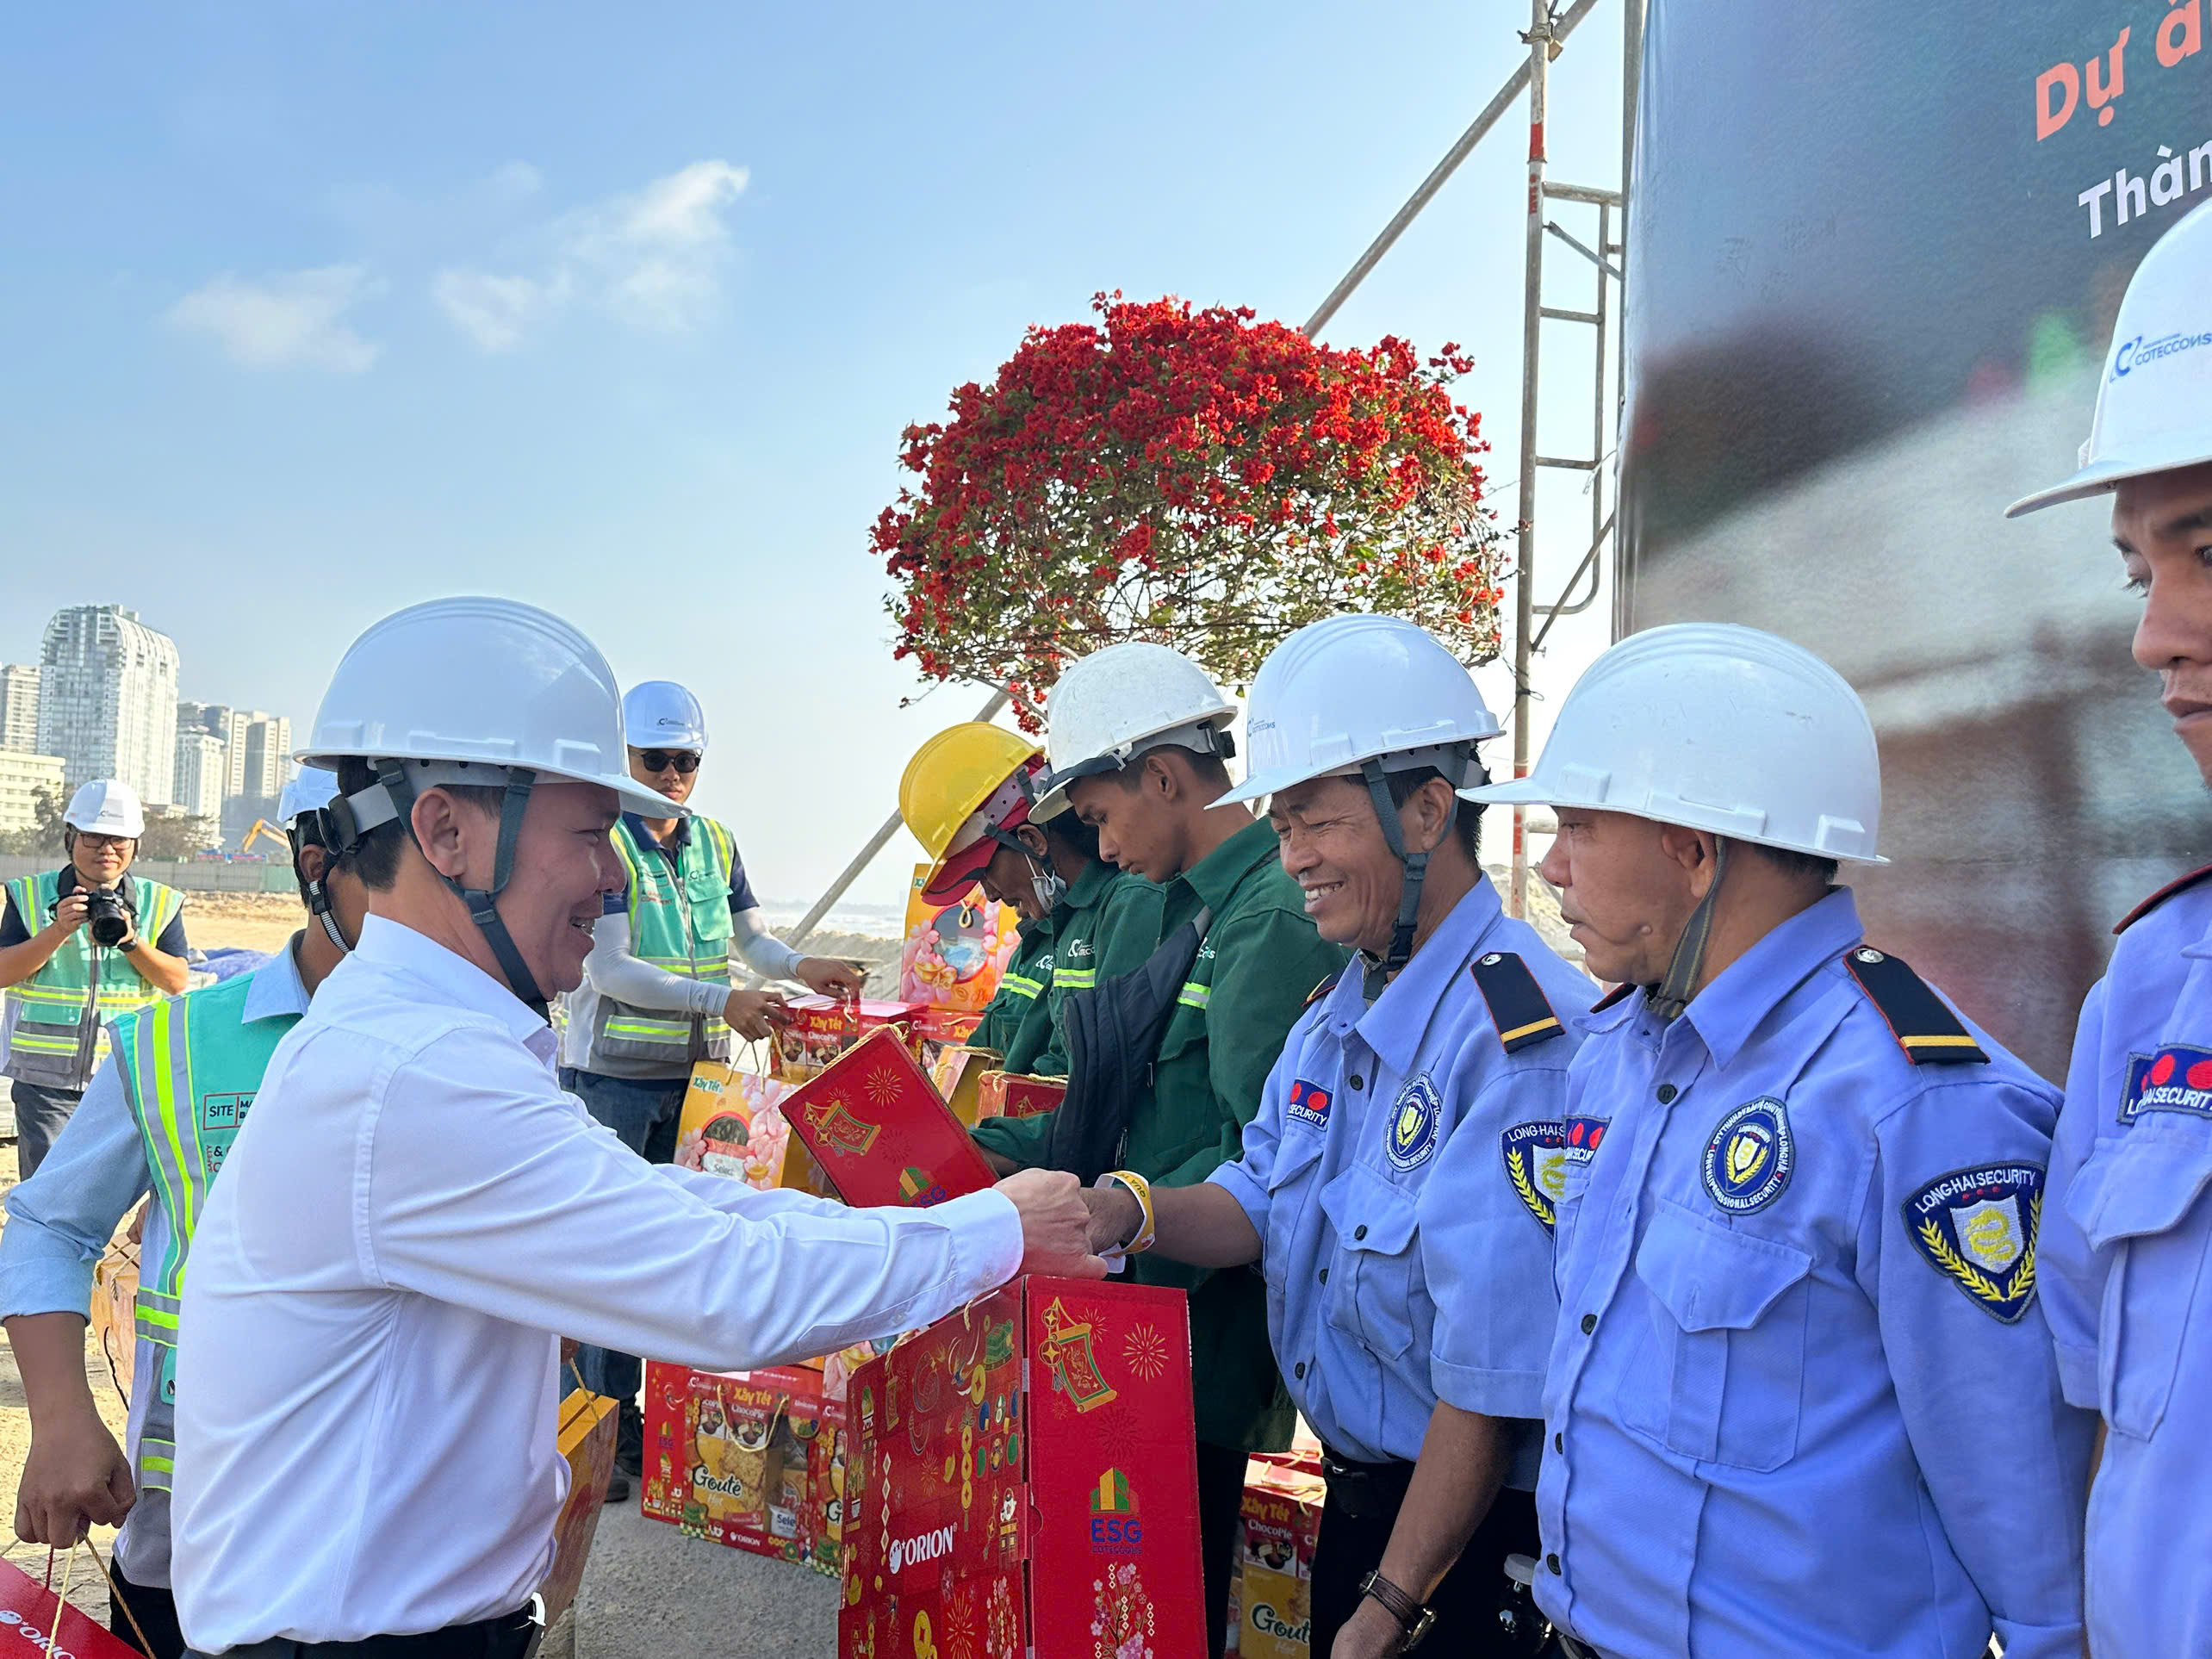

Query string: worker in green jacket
898 724 1160 1078
1014 642 1349 1659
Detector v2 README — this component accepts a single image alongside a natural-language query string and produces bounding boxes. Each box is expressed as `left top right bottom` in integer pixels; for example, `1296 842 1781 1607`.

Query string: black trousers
1196 1439 1252 1659
109 1563 185 1659
1310 1453 1541 1656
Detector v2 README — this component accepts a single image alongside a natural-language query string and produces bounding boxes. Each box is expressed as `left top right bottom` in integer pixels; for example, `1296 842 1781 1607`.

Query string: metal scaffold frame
789 1 1644 946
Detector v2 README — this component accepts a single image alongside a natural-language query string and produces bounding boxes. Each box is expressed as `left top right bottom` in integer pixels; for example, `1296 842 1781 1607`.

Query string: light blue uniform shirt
2043 871 2212 1658
1538 888 2091 1659
1210 879 1590 1471
0 938 309 1588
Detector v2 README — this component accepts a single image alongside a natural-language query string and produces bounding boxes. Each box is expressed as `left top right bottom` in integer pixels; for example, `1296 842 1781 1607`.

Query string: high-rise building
221 711 292 805
174 727 228 821
0 665 39 754
35 606 179 806
0 751 65 838
177 699 230 742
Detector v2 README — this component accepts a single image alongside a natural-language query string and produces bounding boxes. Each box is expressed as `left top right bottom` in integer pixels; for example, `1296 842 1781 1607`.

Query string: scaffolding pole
1509 0 1553 923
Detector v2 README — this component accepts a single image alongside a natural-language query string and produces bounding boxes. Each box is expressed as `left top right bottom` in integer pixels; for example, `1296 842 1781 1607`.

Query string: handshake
992 1171 1150 1277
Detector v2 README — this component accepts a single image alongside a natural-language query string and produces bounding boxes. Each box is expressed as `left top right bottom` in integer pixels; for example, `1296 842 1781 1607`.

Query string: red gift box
979 1070 1067 1122
779 1028 995 1209
642 1361 845 1570
774 997 927 1084
0 1559 146 1659
841 1277 1205 1659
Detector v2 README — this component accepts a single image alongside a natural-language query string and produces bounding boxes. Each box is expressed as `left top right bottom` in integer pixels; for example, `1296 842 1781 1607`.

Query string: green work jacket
1028 861 1165 1078
975 817 1347 1451
969 917 1055 1064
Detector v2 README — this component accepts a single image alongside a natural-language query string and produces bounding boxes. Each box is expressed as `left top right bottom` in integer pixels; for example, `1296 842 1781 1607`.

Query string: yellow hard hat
899 724 1043 902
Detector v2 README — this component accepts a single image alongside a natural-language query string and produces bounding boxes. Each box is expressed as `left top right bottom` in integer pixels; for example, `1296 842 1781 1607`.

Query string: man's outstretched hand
996 1168 1109 1280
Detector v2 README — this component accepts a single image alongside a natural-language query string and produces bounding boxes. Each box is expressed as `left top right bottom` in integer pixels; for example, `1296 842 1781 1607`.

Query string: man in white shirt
169 597 1097 1658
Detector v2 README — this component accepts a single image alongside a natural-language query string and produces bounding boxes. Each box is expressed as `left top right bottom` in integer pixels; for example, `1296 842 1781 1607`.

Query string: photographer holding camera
0 780 190 1177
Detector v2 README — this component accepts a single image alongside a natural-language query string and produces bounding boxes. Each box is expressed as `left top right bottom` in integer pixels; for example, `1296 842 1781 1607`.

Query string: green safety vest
586 816 737 1067
3 871 184 1091
110 966 298 1492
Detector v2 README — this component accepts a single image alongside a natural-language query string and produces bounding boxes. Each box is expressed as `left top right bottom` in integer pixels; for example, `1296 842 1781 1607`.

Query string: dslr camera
71 886 135 948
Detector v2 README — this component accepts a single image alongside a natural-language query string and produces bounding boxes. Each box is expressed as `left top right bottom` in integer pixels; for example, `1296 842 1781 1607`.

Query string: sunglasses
635 749 701 775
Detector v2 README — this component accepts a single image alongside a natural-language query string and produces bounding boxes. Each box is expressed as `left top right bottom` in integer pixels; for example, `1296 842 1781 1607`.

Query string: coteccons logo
1089 1466 1142 1556
886 1524 957 1574
2112 327 2212 379
0 1607 78 1659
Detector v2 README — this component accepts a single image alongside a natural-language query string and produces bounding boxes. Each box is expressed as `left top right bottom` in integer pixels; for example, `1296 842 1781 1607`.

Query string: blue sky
0 3 1624 910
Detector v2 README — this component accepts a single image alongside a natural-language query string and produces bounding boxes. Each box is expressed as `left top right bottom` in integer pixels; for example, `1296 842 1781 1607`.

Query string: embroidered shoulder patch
1902 1164 2046 1322
2120 1047 2212 1124
1286 1078 1333 1130
1701 1097 1795 1214
1386 1073 1443 1171
1501 1120 1568 1233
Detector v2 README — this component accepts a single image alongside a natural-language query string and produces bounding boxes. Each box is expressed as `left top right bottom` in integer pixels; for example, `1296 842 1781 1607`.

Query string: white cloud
429 158 750 348
432 267 566 352
166 264 383 371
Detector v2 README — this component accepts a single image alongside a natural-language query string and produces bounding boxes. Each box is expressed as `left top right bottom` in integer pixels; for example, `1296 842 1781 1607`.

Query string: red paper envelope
779 1027 994 1209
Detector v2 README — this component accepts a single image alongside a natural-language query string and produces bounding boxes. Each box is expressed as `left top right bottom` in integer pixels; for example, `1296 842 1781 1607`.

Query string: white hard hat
1218 615 1501 806
277 768 339 826
2008 199 2212 517
65 780 144 839
623 680 708 752
1466 622 1886 863
1032 642 1238 820
297 595 674 820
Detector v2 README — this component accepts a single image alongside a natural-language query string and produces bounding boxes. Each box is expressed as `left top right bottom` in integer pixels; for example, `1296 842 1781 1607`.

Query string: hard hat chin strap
986 823 1068 912
1653 838 1730 1023
370 759 548 1020
1360 756 1454 979
288 811 357 955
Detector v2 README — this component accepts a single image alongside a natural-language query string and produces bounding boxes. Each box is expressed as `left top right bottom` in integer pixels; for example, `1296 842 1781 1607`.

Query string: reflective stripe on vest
587 817 737 1065
1052 967 1098 991
1000 971 1047 1000
1176 981 1211 1010
112 969 295 1494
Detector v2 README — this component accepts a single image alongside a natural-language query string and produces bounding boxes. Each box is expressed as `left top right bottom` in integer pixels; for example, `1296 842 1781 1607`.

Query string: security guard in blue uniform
2010 201 2212 1658
1084 618 1589 1659
1469 624 2092 1659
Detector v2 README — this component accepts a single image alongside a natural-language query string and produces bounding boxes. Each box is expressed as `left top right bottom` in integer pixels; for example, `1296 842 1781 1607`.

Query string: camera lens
86 892 131 948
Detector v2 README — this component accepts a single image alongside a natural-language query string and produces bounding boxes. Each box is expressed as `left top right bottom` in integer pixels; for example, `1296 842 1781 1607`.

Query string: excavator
236 818 289 860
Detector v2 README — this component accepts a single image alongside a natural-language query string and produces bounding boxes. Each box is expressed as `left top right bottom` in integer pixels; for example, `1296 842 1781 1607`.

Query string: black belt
1320 1446 1415 1520
198 1602 543 1659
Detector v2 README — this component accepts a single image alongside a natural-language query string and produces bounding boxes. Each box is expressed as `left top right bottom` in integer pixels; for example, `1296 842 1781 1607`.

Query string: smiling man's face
2116 461 2212 785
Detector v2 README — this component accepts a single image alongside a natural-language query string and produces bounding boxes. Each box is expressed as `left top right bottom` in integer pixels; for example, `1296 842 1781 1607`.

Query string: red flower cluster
874 292 1501 725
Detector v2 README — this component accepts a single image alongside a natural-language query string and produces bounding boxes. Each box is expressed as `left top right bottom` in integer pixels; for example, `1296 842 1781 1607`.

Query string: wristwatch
1358 1569 1435 1650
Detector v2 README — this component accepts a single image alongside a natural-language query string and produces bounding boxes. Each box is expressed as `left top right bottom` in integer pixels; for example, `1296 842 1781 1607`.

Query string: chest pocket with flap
1620 1197 1814 1472
2071 1134 2212 1440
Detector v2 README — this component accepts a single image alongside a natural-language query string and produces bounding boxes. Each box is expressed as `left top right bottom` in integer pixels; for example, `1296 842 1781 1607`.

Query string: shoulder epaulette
2116 862 2212 935
1303 971 1343 1010
1590 983 1636 1013
1469 951 1566 1053
1842 947 1989 1066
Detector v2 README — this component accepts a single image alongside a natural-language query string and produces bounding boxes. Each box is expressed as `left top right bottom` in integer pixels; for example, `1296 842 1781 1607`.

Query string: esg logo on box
1090 1467 1142 1556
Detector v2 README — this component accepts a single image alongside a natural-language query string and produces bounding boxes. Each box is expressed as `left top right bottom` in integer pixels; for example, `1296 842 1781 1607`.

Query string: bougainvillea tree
874 292 1502 726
